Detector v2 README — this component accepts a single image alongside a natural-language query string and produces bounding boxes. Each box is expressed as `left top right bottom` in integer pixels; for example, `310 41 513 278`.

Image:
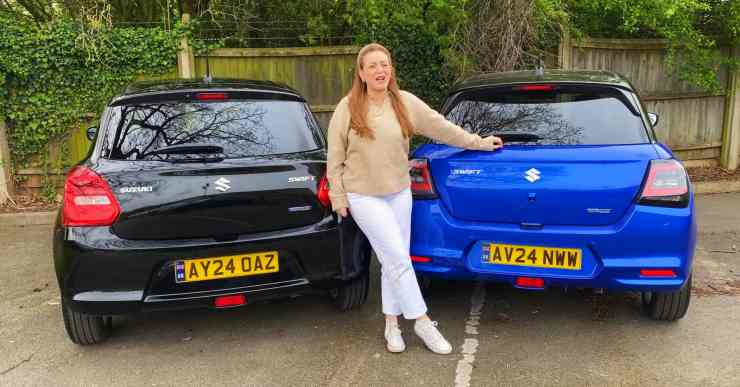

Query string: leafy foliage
0 11 185 167
185 0 357 48
350 0 467 108
2 0 738 173
557 0 739 91
449 0 566 76
0 0 179 24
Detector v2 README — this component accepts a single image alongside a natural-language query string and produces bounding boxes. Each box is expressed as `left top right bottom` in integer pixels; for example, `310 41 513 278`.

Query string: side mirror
86 126 98 141
647 112 659 127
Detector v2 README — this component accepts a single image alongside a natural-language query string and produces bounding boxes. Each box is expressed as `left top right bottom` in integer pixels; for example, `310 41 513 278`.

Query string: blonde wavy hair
347 43 415 140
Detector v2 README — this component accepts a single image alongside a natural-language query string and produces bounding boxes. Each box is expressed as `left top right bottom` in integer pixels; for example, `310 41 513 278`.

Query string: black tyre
332 272 370 311
642 275 692 321
62 300 111 345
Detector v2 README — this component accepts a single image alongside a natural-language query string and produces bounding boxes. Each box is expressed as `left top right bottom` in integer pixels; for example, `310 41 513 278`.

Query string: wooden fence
182 37 740 166
190 46 358 129
7 35 740 196
12 46 358 195
559 35 739 166
13 120 94 196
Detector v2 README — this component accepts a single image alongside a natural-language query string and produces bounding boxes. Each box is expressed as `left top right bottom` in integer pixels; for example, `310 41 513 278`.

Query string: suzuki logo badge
214 177 231 192
524 168 541 183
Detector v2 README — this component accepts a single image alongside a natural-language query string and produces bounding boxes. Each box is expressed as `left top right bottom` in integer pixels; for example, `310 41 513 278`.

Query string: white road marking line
454 281 487 387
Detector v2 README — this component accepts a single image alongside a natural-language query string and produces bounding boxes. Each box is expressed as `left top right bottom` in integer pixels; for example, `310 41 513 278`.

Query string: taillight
409 158 437 198
317 174 331 208
62 166 121 227
637 159 689 208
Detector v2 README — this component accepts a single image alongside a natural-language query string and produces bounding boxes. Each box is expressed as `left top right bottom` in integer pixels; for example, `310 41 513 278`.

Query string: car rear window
101 100 322 161
445 86 649 145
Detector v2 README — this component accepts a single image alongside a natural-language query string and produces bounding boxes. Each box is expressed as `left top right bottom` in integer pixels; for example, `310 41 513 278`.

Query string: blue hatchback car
409 70 695 321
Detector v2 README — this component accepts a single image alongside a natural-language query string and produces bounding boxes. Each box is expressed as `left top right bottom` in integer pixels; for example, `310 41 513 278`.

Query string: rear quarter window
100 100 323 161
445 86 649 145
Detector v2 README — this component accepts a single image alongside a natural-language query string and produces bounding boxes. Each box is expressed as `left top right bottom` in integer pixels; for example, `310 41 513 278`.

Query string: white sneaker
414 319 452 354
385 320 405 353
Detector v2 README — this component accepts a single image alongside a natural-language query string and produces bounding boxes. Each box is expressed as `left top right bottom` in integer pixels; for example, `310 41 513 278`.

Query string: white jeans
347 188 427 319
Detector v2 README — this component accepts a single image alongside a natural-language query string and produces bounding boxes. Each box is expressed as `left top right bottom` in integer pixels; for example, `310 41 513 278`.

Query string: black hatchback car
53 79 371 345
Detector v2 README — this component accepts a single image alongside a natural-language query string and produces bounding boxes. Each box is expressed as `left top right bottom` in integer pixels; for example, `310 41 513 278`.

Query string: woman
326 43 503 354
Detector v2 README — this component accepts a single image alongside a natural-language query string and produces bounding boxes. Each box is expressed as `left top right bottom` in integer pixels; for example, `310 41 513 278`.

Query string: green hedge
351 1 465 109
0 13 185 169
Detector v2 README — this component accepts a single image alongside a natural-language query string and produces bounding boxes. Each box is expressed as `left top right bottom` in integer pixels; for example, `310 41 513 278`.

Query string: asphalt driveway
1 194 739 386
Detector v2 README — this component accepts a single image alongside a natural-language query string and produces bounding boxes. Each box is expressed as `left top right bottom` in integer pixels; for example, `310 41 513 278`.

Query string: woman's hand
336 207 349 218
491 135 504 150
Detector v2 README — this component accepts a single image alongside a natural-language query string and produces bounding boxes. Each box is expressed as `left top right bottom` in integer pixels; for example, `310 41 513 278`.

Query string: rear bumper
54 214 368 315
68 279 313 314
410 198 696 292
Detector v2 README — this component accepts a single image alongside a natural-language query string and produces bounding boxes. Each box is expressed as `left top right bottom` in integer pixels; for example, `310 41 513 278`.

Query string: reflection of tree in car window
447 100 583 145
446 92 647 146
102 101 319 160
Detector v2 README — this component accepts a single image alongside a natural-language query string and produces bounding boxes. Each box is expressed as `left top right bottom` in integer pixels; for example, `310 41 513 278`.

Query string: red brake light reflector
516 277 545 288
214 294 246 308
196 92 228 101
640 269 677 278
317 175 331 208
409 158 436 198
411 255 432 263
62 166 121 227
516 84 555 92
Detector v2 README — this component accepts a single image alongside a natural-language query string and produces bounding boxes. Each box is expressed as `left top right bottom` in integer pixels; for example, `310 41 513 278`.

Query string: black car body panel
53 79 370 318
54 213 366 314
101 152 329 240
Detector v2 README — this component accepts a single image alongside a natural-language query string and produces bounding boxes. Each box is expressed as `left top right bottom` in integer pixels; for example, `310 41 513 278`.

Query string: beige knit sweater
326 90 498 211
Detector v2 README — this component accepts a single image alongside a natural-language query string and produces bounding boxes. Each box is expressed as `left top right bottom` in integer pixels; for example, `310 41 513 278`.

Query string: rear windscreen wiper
148 144 224 156
494 133 541 142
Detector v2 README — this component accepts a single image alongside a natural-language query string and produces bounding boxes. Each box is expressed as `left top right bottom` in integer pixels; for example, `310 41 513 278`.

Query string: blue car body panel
426 144 659 226
410 143 696 292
